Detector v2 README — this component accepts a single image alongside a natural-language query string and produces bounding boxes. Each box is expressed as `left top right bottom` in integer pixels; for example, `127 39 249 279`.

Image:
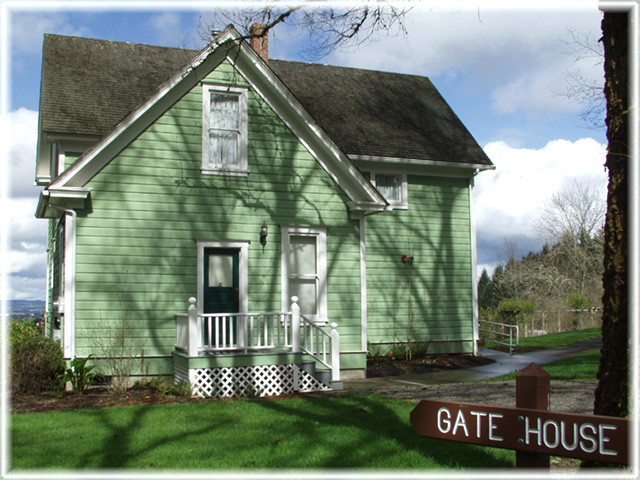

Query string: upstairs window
375 174 401 202
368 172 408 208
202 85 248 175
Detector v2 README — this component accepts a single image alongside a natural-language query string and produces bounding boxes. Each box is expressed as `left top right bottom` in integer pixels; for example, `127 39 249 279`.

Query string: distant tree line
479 182 605 331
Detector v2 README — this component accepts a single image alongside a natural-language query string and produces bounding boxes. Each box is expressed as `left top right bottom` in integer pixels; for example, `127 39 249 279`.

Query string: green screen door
203 248 239 347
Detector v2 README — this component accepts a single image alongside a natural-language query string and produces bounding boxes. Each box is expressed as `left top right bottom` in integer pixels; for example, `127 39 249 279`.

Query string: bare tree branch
198 2 411 59
534 180 606 245
555 28 606 130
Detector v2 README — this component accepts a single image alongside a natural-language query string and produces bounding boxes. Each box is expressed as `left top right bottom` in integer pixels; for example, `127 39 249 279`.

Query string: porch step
300 360 342 390
300 360 317 377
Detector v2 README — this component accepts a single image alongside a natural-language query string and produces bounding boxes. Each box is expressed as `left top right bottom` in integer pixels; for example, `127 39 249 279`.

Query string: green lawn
484 327 600 351
516 327 600 348
11 394 514 471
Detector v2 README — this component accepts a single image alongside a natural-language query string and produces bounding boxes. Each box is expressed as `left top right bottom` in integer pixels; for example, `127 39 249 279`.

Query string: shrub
497 299 536 326
567 292 589 309
10 319 65 394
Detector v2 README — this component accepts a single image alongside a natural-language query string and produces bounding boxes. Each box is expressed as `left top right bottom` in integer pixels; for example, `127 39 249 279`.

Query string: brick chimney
249 23 268 64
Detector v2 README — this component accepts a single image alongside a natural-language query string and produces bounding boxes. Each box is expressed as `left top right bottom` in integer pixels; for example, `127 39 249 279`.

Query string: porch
173 296 342 397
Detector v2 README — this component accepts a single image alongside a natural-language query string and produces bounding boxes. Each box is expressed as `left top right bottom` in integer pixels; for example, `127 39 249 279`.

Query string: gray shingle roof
40 34 492 167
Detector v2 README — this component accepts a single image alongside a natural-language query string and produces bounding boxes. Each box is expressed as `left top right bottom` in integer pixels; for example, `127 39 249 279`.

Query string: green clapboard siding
365 175 474 354
74 60 363 368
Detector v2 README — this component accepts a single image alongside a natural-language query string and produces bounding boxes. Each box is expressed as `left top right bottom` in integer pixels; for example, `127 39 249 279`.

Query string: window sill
386 202 409 211
201 168 249 177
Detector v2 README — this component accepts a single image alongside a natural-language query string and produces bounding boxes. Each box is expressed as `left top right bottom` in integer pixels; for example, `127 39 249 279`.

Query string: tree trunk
593 11 628 419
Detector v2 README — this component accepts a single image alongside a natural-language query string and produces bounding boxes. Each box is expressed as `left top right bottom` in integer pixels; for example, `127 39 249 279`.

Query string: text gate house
410 363 631 468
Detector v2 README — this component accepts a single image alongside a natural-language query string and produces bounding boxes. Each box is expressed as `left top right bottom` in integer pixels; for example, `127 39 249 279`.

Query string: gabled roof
36 26 389 217
39 35 195 138
38 31 492 168
269 60 491 166
36 27 493 217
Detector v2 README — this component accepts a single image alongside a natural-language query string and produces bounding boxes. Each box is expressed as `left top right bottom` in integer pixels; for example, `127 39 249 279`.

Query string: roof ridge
44 33 429 80
43 32 198 52
39 32 493 169
270 58 432 79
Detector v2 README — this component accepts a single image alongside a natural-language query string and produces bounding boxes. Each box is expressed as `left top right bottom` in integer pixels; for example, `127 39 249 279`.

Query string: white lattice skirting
174 363 330 398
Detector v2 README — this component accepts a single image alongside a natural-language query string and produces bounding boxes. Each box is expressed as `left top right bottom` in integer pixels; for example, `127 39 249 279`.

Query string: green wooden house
35 25 494 397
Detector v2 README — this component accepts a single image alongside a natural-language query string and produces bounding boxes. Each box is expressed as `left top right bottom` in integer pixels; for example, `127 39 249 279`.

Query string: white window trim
201 84 249 176
369 172 408 209
196 241 249 315
281 227 328 325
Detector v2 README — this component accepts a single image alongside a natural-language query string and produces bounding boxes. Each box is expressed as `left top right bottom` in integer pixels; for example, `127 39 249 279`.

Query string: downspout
359 215 367 352
47 203 77 359
469 171 479 356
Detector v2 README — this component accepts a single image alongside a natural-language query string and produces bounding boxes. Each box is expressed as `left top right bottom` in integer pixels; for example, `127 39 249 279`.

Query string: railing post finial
187 297 198 357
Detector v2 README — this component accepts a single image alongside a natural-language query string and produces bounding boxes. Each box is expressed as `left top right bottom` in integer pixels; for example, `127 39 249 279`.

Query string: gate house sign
410 400 630 465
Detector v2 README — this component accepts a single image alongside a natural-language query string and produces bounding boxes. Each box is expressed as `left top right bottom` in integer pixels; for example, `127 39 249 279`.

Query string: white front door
281 227 327 324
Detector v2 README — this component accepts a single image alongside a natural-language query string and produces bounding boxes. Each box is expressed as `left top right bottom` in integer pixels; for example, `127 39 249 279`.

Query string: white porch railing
175 296 340 382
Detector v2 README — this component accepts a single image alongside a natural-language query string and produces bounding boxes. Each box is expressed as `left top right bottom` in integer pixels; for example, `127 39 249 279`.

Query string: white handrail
300 314 340 381
176 296 340 383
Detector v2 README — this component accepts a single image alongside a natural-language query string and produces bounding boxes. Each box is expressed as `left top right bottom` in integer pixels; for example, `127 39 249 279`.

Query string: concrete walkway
343 337 602 393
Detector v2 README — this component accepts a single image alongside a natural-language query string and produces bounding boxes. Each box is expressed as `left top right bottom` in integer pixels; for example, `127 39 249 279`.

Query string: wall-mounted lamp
260 221 268 246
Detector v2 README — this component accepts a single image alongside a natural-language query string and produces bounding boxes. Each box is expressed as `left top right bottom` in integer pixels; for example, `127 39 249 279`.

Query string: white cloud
149 12 189 47
475 137 607 242
10 12 92 56
474 136 607 278
1 109 47 301
7 197 46 246
5 108 39 198
328 7 603 118
2 196 47 300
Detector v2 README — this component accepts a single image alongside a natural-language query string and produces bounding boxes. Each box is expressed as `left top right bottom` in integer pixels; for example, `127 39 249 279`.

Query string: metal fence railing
478 319 519 355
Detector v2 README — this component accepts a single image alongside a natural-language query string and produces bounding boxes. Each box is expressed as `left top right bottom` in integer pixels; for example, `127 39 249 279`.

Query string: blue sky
2 1 609 301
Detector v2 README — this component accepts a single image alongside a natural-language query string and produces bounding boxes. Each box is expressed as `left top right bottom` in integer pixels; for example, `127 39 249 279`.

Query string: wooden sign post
410 363 630 468
515 363 550 468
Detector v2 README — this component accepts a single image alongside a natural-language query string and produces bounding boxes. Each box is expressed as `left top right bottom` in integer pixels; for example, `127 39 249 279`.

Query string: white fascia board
35 134 102 186
35 115 50 186
48 186 92 199
35 187 92 218
48 27 240 190
230 44 387 210
347 200 387 212
36 173 52 186
350 154 496 177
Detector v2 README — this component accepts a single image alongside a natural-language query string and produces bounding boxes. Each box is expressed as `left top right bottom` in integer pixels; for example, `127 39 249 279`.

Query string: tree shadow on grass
243 394 514 470
72 402 236 469
29 393 513 471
